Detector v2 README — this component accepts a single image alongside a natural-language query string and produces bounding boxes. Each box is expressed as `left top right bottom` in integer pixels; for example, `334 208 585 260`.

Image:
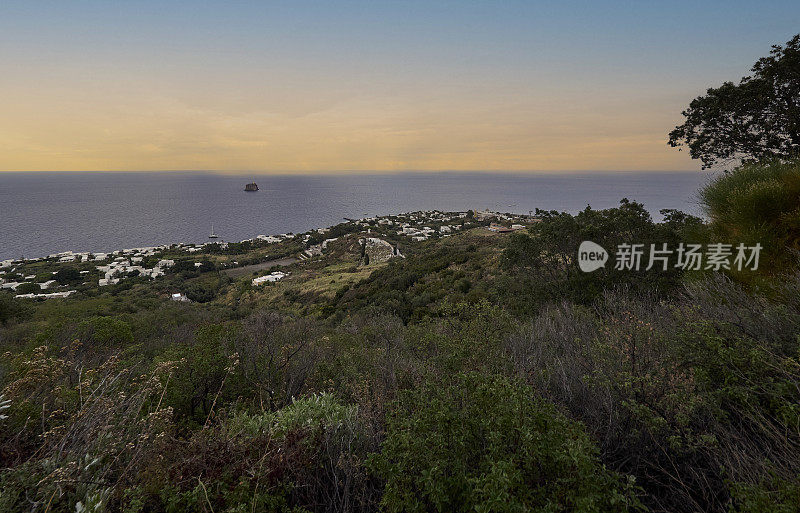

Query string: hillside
1 186 799 512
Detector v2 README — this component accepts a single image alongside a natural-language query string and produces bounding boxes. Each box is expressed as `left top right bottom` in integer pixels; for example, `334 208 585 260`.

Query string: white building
252 272 287 285
16 290 75 299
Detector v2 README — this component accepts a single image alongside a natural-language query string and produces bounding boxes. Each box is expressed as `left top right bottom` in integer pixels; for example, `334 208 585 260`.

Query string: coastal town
0 209 535 301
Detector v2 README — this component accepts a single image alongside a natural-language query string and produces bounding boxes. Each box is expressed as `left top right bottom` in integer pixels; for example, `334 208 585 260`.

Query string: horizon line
0 168 707 175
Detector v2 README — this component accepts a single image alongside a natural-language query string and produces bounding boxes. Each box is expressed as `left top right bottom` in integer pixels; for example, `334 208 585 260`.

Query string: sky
1 1 798 173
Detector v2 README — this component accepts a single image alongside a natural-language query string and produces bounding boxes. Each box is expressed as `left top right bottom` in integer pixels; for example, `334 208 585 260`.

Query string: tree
669 34 800 169
0 293 24 325
54 268 81 285
500 199 687 310
15 283 40 294
184 283 215 303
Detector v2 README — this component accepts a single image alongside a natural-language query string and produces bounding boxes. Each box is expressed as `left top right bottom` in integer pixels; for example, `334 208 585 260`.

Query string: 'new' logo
578 241 608 272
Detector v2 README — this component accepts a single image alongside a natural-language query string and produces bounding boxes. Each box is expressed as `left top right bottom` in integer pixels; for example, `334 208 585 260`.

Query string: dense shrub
13 282 40 295
331 236 497 322
77 316 134 347
371 372 639 513
184 282 216 303
151 393 378 513
54 267 82 285
159 323 239 426
235 310 322 411
500 199 697 314
504 274 800 513
0 350 175 513
700 160 800 272
0 294 24 325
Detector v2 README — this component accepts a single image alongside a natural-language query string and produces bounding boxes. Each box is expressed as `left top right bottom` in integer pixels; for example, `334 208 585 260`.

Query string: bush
0 294 25 325
14 282 40 295
700 160 800 272
371 372 638 513
0 351 174 513
184 283 215 303
500 199 694 313
232 392 357 438
54 267 82 285
155 393 377 512
731 476 800 513
504 274 800 513
78 316 134 347
160 323 239 426
197 260 216 273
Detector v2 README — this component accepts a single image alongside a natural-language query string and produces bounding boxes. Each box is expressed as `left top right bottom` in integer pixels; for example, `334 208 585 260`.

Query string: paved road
222 257 299 278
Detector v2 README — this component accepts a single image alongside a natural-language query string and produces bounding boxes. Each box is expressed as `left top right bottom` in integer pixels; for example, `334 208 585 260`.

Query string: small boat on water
245 182 259 191
209 224 219 239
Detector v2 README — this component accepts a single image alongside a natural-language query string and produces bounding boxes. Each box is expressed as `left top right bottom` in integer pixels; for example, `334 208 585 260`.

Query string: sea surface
0 171 712 260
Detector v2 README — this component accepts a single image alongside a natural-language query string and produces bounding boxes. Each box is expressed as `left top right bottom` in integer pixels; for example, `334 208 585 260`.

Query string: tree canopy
669 34 800 169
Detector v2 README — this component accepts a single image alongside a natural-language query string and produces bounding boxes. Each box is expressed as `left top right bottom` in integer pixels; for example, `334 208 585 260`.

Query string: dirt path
222 257 299 278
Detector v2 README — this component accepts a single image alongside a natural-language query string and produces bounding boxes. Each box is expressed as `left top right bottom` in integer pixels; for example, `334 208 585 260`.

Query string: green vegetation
699 160 800 271
500 198 698 313
1 163 800 512
372 373 638 512
14 282 41 294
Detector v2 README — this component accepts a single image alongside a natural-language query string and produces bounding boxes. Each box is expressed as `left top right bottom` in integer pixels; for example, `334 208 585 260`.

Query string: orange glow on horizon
0 84 697 173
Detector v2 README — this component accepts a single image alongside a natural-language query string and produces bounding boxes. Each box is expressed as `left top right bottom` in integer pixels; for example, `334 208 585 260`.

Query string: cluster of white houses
2 210 534 301
398 224 460 241
0 279 60 292
395 212 469 241
0 233 305 299
97 258 176 286
354 210 471 241
1 245 183 295
0 259 70 295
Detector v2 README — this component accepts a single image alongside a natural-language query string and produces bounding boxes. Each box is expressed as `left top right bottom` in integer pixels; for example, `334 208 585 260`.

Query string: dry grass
295 262 386 299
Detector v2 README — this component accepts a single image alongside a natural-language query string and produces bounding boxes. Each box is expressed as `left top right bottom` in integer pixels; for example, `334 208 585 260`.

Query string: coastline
0 171 709 261
1 209 512 298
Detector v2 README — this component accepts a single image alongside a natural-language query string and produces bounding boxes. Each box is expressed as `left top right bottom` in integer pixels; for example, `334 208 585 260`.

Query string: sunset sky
1 1 799 173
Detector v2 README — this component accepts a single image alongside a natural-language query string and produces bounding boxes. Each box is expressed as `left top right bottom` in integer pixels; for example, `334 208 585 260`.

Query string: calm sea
0 171 712 260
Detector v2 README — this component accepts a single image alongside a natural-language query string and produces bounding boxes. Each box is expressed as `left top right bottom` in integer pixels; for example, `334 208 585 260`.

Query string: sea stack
245 182 259 191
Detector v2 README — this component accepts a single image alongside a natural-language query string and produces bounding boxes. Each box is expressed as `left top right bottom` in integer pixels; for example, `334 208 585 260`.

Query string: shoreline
1 209 503 296
0 172 709 261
